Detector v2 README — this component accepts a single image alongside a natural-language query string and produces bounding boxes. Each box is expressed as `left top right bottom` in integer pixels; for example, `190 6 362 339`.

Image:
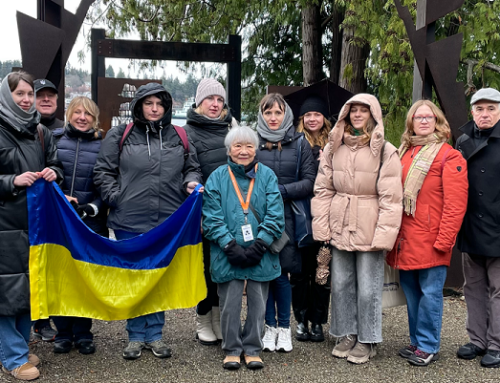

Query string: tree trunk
329 2 344 85
339 26 369 93
302 4 323 86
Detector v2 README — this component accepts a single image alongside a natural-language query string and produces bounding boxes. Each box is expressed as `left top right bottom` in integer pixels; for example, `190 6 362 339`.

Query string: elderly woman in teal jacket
203 125 285 371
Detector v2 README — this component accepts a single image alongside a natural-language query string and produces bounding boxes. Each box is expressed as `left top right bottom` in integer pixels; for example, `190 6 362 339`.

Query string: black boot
295 322 310 342
310 324 325 342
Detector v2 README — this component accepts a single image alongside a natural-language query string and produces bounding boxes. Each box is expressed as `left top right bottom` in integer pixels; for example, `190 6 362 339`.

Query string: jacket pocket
352 205 377 247
415 203 430 232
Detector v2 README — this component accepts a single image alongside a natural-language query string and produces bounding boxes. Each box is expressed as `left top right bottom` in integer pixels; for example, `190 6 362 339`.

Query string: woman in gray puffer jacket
94 83 203 361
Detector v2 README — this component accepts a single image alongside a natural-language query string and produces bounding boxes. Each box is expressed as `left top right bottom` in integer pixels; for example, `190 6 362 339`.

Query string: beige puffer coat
311 94 403 252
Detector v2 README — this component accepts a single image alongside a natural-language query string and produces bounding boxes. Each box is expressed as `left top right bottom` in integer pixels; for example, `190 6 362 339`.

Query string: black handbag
292 136 315 248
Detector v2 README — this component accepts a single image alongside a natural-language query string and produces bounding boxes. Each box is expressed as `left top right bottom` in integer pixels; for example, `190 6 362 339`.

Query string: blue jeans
0 314 31 371
399 266 447 354
114 229 165 343
265 273 291 328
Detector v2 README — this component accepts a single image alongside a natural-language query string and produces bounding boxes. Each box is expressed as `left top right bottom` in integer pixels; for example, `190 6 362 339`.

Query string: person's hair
7 71 34 92
259 93 286 113
401 99 451 149
344 103 376 140
296 114 331 149
472 102 500 111
66 96 102 138
224 126 259 153
135 91 172 122
194 104 228 120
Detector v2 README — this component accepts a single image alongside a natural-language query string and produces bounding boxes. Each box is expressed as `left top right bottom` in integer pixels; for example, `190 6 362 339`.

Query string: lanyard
228 164 258 222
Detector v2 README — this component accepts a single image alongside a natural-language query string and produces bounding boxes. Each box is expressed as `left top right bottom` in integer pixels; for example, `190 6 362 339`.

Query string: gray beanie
195 78 226 107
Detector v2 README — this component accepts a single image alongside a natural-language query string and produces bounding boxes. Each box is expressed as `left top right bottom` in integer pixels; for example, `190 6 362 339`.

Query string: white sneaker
262 325 278 352
276 327 293 352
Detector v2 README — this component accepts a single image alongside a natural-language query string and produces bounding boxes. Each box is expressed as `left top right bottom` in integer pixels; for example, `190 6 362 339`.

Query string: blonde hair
401 100 451 149
296 115 331 149
65 96 101 138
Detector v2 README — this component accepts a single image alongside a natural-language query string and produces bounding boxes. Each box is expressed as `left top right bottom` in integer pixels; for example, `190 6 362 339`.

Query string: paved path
1 297 498 382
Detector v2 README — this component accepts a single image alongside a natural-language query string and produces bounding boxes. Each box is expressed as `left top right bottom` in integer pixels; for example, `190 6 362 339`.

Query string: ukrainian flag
28 179 206 321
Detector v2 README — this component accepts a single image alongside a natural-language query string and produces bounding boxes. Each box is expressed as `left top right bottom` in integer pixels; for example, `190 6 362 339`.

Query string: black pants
197 237 220 315
53 317 93 343
290 244 330 325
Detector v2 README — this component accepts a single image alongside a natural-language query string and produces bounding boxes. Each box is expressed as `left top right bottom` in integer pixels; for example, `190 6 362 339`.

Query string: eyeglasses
413 115 436 122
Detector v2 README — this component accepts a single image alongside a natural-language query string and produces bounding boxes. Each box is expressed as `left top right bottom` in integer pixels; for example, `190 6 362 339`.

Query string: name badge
241 224 254 242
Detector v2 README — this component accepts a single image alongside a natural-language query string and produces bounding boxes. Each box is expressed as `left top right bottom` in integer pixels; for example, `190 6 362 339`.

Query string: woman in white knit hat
184 78 238 345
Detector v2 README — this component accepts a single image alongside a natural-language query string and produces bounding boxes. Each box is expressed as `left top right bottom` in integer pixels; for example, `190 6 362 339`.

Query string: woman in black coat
291 96 332 343
0 71 62 380
51 96 107 356
257 93 316 353
183 78 236 345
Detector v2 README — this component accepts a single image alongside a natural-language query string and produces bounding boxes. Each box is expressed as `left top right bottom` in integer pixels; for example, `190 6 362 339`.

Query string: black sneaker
75 340 96 355
123 341 145 360
295 322 310 342
145 339 171 358
480 349 500 368
310 324 325 342
53 339 72 354
457 342 486 360
33 324 57 342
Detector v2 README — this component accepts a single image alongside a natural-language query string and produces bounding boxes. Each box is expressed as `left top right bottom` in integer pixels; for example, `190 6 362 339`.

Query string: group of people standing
0 69 499 381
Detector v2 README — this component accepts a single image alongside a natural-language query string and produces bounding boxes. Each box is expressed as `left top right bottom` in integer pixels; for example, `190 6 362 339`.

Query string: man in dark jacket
456 88 500 368
34 79 65 131
94 82 203 361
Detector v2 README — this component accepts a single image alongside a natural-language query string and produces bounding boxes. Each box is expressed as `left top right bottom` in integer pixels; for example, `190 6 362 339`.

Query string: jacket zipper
69 138 81 197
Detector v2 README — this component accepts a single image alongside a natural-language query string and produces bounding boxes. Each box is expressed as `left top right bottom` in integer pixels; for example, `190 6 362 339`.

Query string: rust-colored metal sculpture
395 0 467 140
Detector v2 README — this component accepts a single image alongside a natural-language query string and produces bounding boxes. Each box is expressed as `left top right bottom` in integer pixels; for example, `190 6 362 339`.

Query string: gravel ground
1 297 499 383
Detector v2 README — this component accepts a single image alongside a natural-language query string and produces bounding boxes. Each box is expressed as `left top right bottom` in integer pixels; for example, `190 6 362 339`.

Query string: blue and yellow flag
28 180 206 321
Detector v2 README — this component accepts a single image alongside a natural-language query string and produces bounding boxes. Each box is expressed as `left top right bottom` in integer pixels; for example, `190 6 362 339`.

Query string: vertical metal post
412 0 434 102
227 35 242 121
91 29 106 104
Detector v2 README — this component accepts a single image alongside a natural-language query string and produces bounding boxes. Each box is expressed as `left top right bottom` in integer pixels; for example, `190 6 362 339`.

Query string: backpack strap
172 125 189 155
440 146 452 175
37 124 45 154
119 122 135 152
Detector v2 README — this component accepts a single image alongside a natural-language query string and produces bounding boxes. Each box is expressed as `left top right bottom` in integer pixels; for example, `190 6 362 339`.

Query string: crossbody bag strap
295 135 303 182
37 124 45 166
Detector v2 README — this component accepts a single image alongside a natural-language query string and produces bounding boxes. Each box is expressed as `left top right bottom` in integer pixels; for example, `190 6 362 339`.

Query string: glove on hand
223 239 247 267
71 202 95 219
244 238 268 267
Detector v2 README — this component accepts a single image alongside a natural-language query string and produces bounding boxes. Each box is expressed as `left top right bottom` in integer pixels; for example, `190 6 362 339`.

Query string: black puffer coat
257 128 316 273
94 83 203 233
54 124 108 236
183 107 231 183
0 117 63 316
456 119 500 258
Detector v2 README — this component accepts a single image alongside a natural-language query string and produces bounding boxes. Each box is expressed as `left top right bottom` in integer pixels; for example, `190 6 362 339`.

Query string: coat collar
459 119 500 139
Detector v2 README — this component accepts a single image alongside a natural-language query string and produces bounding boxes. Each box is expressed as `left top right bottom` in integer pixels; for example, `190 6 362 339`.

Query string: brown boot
28 354 40 367
223 355 241 370
2 362 40 381
347 342 377 364
244 355 264 370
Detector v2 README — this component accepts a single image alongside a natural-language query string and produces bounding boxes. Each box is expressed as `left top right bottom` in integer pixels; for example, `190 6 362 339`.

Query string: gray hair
224 126 259 153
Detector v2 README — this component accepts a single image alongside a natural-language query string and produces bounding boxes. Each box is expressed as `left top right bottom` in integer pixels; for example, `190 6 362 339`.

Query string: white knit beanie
195 78 226 107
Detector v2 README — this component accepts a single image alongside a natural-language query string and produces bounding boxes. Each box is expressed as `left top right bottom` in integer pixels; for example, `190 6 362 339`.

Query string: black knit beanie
299 96 329 118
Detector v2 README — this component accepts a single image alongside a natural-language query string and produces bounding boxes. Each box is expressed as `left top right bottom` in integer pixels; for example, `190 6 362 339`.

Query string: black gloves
223 239 269 268
244 239 268 267
71 202 95 219
223 240 247 267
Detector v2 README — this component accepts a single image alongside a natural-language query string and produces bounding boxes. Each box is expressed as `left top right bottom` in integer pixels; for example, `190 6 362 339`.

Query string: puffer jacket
387 144 468 270
312 93 403 252
54 124 108 235
257 128 317 273
94 83 203 233
0 117 63 316
183 107 234 183
203 160 285 283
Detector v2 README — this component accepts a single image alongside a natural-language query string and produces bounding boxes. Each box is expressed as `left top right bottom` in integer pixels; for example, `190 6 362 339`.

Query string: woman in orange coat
387 100 468 366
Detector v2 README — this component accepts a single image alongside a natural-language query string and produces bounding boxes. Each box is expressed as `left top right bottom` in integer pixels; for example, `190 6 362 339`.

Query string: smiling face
12 80 34 111
349 103 371 130
36 89 58 117
142 95 165 122
229 142 256 166
262 102 285 130
412 104 436 136
199 95 224 118
69 104 95 132
303 112 325 136
471 101 500 130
